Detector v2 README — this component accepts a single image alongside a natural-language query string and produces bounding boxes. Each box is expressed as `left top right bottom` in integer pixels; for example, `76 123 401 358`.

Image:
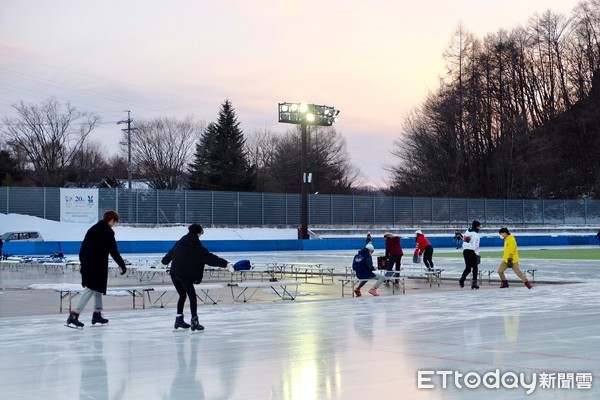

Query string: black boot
66 311 84 328
471 282 479 290
92 312 108 325
459 278 465 288
190 316 204 332
174 315 190 329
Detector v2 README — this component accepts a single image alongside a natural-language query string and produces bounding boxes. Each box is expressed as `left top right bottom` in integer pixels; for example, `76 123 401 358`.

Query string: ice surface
1 253 599 399
1 214 599 398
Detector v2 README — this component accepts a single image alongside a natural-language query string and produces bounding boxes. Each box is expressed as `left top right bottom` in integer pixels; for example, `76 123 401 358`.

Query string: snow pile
0 213 297 241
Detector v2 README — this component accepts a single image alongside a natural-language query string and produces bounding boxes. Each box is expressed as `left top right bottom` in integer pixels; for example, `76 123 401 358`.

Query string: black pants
386 254 403 282
171 275 198 318
461 249 478 283
422 245 434 270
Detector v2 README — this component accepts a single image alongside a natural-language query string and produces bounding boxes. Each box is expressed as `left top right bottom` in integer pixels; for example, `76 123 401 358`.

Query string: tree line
388 0 600 199
0 99 359 194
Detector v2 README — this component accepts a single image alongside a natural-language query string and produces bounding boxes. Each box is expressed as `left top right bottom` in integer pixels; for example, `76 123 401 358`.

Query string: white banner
60 188 99 224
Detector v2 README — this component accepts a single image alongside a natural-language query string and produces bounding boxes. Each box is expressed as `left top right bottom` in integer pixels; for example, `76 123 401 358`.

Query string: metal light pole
117 110 133 189
278 102 340 239
300 121 308 240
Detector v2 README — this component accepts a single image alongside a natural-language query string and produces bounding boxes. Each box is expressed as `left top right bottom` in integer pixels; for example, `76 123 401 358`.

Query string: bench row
48 281 303 313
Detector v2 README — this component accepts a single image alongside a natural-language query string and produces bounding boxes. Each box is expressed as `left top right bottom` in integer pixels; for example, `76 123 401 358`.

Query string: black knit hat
188 223 204 234
472 220 481 228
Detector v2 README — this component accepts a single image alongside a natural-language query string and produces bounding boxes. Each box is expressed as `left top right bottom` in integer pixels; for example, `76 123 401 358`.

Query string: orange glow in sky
0 0 581 187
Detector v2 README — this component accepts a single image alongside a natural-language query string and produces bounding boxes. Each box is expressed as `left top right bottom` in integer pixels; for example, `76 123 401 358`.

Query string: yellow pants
498 261 527 282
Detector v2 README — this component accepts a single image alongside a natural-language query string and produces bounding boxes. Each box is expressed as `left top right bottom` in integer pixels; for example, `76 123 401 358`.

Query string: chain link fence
1 187 599 227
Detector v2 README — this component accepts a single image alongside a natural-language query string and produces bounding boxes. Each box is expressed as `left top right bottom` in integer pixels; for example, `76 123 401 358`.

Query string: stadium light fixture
277 102 340 239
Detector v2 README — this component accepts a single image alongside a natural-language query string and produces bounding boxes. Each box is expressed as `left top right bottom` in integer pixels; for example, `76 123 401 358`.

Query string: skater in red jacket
384 232 403 284
414 230 435 271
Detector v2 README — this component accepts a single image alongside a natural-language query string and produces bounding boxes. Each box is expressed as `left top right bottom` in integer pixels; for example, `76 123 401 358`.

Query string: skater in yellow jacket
498 227 532 289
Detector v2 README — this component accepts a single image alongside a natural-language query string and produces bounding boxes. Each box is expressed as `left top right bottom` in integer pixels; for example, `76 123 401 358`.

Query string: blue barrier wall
3 235 598 256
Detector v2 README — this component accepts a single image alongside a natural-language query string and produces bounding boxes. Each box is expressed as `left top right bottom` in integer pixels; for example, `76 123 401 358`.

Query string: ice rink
1 250 599 399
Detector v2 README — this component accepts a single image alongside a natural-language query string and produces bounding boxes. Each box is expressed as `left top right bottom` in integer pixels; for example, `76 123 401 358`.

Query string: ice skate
459 278 465 288
500 280 509 288
471 282 479 290
174 315 190 329
190 316 204 332
354 287 361 297
524 281 532 289
65 311 84 329
368 288 379 296
92 312 108 325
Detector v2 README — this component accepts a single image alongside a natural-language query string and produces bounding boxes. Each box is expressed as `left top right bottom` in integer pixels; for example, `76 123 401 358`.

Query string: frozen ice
1 251 599 399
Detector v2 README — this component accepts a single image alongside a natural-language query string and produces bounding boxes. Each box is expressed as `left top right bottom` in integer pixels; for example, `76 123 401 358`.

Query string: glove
155 261 169 269
225 263 235 274
507 258 513 268
120 265 127 275
477 255 481 265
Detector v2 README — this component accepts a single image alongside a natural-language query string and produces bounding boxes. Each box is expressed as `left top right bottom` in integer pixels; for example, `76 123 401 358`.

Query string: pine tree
188 100 256 191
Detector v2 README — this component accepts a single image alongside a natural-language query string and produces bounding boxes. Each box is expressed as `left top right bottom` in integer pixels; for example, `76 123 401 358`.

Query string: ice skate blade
64 324 83 330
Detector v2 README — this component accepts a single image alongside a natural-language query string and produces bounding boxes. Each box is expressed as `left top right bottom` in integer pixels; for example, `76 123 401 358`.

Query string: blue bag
233 259 252 271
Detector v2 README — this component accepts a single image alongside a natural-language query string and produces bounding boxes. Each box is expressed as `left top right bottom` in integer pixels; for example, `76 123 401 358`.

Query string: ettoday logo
418 369 592 394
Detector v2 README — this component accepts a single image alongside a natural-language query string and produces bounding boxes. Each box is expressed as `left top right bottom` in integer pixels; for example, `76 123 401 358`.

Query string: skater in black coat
66 210 127 328
161 223 231 331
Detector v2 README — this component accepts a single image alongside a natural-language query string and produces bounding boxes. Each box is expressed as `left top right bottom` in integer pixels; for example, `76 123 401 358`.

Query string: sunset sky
0 0 581 187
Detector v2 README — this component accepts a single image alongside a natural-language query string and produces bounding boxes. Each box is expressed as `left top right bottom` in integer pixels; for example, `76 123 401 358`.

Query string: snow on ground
0 213 297 241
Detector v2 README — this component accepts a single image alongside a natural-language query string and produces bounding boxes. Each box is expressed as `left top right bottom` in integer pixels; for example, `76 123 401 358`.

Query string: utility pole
117 110 133 189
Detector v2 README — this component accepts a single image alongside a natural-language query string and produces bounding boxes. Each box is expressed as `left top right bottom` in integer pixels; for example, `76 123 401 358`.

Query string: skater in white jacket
459 220 481 289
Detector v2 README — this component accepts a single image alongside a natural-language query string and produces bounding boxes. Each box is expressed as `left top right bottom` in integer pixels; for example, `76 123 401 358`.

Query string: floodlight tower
277 102 340 239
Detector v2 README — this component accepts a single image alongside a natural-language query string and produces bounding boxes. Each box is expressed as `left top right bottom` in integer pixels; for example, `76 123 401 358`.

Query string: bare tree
0 98 99 186
66 141 111 186
127 116 200 189
245 127 281 191
257 126 359 194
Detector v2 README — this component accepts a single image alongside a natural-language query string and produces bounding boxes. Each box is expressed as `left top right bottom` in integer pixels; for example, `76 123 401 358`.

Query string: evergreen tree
188 100 256 191
0 150 22 186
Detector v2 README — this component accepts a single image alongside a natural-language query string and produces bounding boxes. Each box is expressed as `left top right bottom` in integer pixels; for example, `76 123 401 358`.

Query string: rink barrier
3 234 597 256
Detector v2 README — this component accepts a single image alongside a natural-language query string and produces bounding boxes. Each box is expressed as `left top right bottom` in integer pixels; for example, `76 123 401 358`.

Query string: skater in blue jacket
352 243 386 297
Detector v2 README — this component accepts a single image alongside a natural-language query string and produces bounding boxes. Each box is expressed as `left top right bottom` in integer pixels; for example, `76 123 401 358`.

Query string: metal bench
338 271 405 297
149 283 224 307
228 281 302 302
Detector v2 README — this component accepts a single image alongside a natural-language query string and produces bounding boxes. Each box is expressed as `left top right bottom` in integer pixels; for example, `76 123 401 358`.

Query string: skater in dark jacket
66 210 127 328
161 224 231 331
352 243 386 297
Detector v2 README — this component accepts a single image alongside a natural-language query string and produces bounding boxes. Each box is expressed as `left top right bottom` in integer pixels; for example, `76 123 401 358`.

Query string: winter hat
415 230 422 235
383 232 392 238
188 223 204 235
365 243 375 252
472 220 481 228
